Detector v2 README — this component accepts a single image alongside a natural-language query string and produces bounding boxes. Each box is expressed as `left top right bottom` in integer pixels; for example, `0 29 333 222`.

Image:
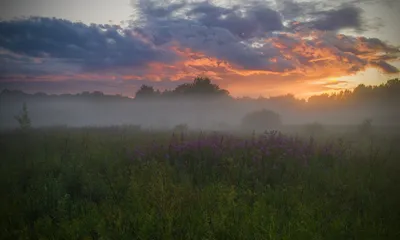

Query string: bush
14 102 31 130
241 109 282 131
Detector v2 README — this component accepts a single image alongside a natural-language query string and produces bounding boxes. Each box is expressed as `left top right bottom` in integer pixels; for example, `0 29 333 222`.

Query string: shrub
241 109 282 131
14 102 31 130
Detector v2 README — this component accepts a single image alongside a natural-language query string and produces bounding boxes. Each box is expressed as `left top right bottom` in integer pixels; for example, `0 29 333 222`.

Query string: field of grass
1 127 400 239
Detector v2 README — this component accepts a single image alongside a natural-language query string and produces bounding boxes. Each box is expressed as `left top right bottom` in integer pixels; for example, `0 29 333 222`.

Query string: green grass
0 127 399 239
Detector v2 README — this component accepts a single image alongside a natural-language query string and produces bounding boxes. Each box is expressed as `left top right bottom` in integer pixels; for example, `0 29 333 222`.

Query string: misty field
1 127 400 239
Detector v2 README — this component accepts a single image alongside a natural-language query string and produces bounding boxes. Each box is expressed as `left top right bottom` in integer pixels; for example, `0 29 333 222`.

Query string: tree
173 76 230 97
307 93 333 107
241 109 282 131
173 83 193 95
14 102 31 130
92 91 104 97
135 85 160 99
133 76 230 100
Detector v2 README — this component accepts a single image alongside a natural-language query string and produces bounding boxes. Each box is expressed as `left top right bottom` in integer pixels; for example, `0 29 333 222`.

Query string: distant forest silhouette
2 77 399 105
0 77 399 128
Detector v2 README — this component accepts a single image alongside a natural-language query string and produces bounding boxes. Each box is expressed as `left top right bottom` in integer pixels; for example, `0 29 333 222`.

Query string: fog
1 90 398 131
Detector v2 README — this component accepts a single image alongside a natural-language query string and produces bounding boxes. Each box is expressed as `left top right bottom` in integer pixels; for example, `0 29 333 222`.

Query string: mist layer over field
1 78 399 130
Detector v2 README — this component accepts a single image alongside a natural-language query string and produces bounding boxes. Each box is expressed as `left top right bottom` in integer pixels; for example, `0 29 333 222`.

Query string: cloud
140 21 294 72
187 1 284 39
279 0 380 33
129 0 292 72
0 17 178 72
308 5 364 31
137 0 187 18
268 31 399 76
281 1 365 32
277 0 322 21
370 60 399 73
0 0 399 97
133 0 284 39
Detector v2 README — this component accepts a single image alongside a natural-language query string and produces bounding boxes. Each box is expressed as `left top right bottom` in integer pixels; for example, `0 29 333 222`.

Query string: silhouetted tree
92 91 104 97
172 76 229 97
173 83 193 95
311 78 400 106
135 85 160 99
308 93 334 107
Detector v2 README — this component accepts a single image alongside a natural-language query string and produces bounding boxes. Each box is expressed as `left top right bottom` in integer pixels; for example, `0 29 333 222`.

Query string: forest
1 77 399 129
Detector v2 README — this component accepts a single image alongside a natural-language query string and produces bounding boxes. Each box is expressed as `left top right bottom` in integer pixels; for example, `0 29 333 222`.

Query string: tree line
137 77 400 106
134 77 229 100
1 77 399 106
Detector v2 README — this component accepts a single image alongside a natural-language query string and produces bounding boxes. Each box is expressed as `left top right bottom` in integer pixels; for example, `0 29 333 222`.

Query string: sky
0 0 399 99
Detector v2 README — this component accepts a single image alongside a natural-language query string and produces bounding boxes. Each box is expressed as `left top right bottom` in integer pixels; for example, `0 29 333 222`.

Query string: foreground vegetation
1 127 400 239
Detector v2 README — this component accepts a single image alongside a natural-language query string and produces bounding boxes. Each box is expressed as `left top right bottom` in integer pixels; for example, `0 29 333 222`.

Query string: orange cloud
134 42 296 86
123 32 397 98
2 26 398 99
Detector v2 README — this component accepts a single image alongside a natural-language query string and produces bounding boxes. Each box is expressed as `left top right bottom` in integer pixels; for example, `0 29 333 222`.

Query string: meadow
1 126 400 239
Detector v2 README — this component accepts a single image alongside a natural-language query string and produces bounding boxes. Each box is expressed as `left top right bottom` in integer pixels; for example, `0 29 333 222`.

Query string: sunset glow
0 0 399 98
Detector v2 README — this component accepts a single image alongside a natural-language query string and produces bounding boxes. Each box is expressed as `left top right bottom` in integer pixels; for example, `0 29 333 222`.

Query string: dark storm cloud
138 18 294 72
187 1 284 39
0 58 47 76
0 17 177 71
0 49 85 78
357 37 400 53
130 0 291 72
133 0 284 39
279 1 365 32
136 0 187 18
277 0 321 20
308 5 364 31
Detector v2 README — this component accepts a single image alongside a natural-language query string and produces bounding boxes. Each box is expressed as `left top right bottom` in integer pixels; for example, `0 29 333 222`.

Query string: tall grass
0 127 399 239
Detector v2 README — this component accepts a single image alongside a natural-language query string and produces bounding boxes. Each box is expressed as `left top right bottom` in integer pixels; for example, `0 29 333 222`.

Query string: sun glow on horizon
0 0 399 99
